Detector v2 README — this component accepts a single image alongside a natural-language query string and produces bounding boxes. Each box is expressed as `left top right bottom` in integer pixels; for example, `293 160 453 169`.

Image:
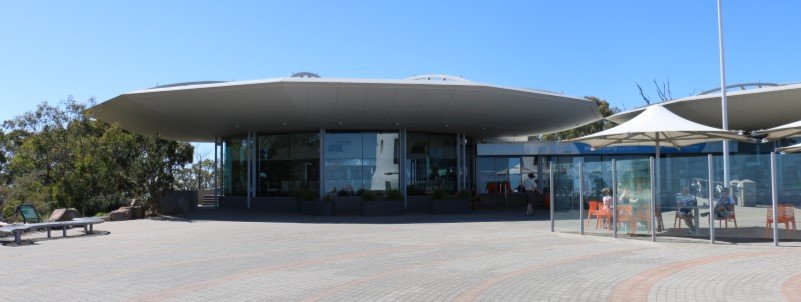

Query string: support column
213 137 219 206
612 159 618 238
319 129 326 199
247 132 255 209
708 154 715 244
549 161 554 232
400 129 407 209
579 160 585 235
771 152 779 246
456 133 462 192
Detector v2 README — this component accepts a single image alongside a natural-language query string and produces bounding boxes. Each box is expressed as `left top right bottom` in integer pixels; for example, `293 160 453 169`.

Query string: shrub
431 188 447 200
322 195 333 202
360 190 378 202
294 188 319 201
385 189 403 201
455 190 472 201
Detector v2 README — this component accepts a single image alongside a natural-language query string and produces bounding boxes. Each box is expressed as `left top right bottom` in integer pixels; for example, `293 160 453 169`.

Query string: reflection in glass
325 131 399 195
407 133 457 195
224 136 249 196
257 133 320 196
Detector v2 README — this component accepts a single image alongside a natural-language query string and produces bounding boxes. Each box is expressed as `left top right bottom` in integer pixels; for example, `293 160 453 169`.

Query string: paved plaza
2 208 801 301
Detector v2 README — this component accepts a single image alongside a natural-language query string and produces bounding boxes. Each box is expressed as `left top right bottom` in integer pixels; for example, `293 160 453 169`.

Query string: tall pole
549 161 554 232
650 157 656 242
771 152 779 246
717 0 730 186
612 159 618 239
579 160 585 235
708 154 715 244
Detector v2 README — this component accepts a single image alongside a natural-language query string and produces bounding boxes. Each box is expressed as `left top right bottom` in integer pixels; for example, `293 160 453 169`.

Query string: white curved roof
93 76 602 142
608 83 801 131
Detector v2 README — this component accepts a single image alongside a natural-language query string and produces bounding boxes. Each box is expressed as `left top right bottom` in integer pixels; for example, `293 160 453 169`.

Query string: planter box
431 199 471 214
360 200 404 216
299 200 336 216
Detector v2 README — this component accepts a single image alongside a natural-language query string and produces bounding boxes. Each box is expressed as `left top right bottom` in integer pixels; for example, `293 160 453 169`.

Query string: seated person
675 186 697 233
600 188 613 228
714 188 735 219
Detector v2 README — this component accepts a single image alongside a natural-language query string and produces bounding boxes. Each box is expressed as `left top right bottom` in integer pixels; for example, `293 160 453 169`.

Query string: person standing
524 173 538 216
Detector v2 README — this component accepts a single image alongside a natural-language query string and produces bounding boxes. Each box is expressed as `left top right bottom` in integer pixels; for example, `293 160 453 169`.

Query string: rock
48 208 83 222
130 206 144 219
109 207 132 221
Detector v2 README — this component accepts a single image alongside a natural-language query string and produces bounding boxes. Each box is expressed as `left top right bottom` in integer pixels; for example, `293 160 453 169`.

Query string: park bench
0 205 104 245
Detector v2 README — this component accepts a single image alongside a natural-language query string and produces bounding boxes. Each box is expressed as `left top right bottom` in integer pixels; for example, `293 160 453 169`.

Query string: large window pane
224 136 249 196
406 133 457 195
257 132 320 196
325 131 398 195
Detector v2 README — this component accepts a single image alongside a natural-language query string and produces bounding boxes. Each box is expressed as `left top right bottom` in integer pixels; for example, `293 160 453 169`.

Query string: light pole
717 0 730 186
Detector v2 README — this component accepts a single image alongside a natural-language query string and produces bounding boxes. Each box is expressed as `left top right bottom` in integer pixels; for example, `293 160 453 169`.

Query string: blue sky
1 1 800 135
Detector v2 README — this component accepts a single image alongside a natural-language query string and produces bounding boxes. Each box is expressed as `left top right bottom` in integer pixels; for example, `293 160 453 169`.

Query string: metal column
771 152 779 246
319 129 326 199
717 0 731 187
456 133 462 192
549 162 554 232
650 157 656 242
709 154 715 244
579 160 585 235
400 129 407 209
612 159 618 238
213 137 219 206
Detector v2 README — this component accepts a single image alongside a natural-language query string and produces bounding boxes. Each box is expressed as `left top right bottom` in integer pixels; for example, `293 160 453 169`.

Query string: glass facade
407 133 457 195
324 131 400 195
223 136 250 196
257 132 320 196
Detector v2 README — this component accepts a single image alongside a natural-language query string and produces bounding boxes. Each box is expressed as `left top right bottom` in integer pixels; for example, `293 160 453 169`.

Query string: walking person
524 173 538 216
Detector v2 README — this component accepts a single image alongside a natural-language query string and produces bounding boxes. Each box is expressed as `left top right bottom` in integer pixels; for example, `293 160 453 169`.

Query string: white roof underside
568 105 751 148
753 119 801 141
93 77 603 142
608 83 801 131
777 142 801 153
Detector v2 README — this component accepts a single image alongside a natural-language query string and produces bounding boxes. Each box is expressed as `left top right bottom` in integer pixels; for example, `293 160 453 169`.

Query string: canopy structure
92 75 603 142
776 142 801 153
608 83 801 131
567 105 753 149
752 120 801 142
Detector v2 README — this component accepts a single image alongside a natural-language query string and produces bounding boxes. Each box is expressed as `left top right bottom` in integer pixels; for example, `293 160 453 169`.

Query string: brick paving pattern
1 208 800 301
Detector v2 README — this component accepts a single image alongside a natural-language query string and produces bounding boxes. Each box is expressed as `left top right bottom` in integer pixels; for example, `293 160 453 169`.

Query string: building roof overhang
607 83 801 131
93 76 603 142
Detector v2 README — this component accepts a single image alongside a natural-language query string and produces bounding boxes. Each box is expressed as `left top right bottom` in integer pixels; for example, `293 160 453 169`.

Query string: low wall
159 190 198 214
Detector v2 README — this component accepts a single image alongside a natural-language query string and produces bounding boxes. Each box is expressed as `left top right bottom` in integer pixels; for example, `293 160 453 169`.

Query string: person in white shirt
523 173 538 216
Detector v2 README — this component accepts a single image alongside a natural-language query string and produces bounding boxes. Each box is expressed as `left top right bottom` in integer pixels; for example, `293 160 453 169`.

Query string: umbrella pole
655 134 662 232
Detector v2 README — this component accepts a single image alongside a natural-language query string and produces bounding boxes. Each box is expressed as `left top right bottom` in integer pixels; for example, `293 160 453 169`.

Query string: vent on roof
697 82 780 95
405 74 472 82
291 72 321 78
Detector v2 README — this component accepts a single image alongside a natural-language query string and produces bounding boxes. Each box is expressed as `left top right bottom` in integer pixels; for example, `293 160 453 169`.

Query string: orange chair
635 205 651 232
765 204 797 237
616 205 637 235
486 182 498 194
714 208 738 229
586 200 599 228
596 204 612 230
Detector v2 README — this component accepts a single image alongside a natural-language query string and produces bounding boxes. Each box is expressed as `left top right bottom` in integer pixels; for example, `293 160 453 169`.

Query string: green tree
0 97 194 219
539 96 619 141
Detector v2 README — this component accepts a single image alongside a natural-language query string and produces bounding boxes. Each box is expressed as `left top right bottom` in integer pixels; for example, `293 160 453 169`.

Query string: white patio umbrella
752 119 801 142
567 105 752 151
776 142 801 153
566 105 753 232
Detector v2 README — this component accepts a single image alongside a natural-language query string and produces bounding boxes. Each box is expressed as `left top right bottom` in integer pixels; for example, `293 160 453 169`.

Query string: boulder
130 206 144 219
109 207 132 221
48 208 83 222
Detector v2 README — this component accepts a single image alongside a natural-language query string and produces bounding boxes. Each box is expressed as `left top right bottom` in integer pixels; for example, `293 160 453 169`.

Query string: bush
294 188 319 201
431 188 447 200
455 190 472 201
385 189 403 201
360 190 378 202
322 195 333 202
